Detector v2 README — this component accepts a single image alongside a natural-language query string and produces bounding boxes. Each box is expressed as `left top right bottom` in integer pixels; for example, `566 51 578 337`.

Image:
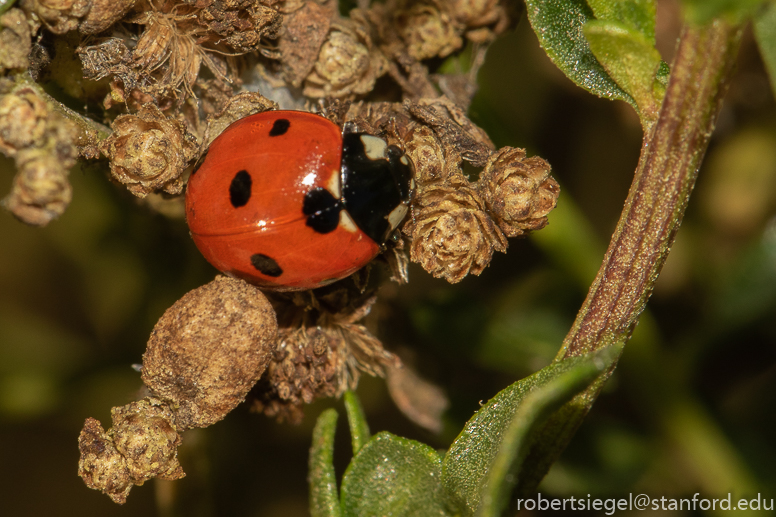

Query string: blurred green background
2 2 776 516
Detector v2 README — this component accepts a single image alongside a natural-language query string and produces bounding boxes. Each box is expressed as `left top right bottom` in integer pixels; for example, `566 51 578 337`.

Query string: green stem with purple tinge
519 19 744 494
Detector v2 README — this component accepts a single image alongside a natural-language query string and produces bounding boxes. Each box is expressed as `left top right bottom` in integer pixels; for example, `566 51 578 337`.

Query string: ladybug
185 110 415 291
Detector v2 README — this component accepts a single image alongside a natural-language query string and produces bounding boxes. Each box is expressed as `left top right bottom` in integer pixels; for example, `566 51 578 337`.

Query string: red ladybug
185 110 415 290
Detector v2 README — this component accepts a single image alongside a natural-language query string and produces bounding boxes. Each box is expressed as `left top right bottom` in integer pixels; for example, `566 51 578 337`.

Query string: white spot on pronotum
400 155 409 166
360 135 387 161
340 210 358 233
327 170 341 198
387 203 408 230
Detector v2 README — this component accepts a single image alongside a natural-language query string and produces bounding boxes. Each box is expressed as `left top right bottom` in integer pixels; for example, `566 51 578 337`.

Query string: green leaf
587 0 657 41
584 20 665 124
343 391 370 455
754 1 776 100
442 346 621 516
340 432 452 517
309 409 341 517
524 0 635 107
682 0 769 24
0 0 16 16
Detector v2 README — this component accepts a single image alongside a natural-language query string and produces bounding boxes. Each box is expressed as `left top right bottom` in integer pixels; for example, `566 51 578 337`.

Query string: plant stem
558 19 742 359
517 19 743 495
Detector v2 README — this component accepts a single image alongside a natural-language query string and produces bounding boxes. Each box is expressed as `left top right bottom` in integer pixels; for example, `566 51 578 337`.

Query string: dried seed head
78 398 184 505
0 90 49 154
303 14 388 98
404 124 448 186
142 276 278 429
0 9 34 72
252 321 397 423
394 0 463 61
407 184 507 283
100 104 196 198
21 0 91 34
3 149 73 225
196 0 282 53
79 0 136 34
110 399 183 482
479 147 560 236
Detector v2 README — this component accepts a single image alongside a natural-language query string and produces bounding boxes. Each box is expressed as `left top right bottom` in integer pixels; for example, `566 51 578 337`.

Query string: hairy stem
518 19 743 494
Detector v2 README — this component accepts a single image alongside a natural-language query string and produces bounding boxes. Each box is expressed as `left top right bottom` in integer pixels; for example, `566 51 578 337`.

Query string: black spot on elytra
251 254 283 277
269 119 290 137
229 170 252 208
303 187 341 234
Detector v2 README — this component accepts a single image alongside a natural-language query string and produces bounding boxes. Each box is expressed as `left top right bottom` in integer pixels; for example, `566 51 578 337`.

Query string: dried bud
303 14 388 98
404 124 448 186
78 398 184 505
252 321 397 423
21 0 91 34
78 418 133 504
479 147 559 236
142 276 278 429
79 0 136 34
100 104 196 198
407 184 507 283
110 399 184 482
0 9 33 71
394 0 463 61
0 91 48 155
196 0 282 53
3 149 73 225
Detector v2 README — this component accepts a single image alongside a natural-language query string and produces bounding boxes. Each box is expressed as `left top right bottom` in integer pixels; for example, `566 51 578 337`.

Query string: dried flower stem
517 19 744 494
7 70 111 145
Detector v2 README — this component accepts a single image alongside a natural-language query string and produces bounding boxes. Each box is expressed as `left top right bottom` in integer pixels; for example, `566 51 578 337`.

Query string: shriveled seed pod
0 9 33 71
142 276 278 429
479 147 560 236
3 149 73 226
100 104 196 198
79 0 136 34
303 14 388 98
78 398 184 504
394 0 463 61
407 183 507 283
0 90 49 155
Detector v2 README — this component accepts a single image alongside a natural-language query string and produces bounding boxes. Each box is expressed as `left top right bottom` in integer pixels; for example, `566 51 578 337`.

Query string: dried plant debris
99 103 197 197
0 87 78 225
78 398 184 504
0 9 34 72
141 276 278 429
251 291 399 423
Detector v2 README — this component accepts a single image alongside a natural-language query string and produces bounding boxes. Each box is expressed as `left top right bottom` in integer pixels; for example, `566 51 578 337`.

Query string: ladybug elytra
185 110 415 291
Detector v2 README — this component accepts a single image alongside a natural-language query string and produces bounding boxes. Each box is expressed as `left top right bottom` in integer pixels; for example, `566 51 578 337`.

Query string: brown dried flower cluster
78 398 184 504
0 86 78 225
21 0 136 34
0 9 34 72
78 276 278 502
251 292 399 423
78 0 281 105
99 103 197 197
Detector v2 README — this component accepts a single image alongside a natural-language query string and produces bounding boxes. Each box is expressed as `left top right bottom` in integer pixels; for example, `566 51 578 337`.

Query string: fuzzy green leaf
343 391 370 455
309 409 341 517
442 346 621 515
524 0 635 107
340 432 452 517
754 1 776 100
0 0 16 16
587 0 657 41
584 19 665 124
